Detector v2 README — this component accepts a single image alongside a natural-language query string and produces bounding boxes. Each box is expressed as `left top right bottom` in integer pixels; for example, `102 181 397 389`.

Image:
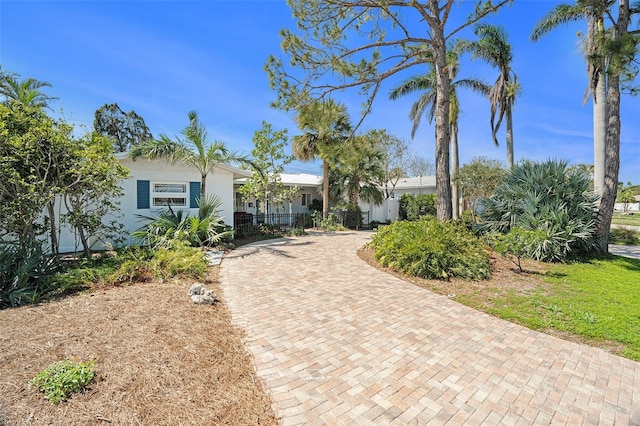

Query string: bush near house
398 193 437 221
370 216 491 280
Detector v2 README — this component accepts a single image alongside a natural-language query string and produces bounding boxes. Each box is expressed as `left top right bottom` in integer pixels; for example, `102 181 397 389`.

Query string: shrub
106 244 207 284
370 216 491 280
493 228 547 272
610 228 640 246
0 241 65 309
311 211 347 231
481 159 599 262
398 193 437 221
30 359 96 404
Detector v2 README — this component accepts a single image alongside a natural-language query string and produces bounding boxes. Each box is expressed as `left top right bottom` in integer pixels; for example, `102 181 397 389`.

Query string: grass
611 211 640 227
458 255 640 361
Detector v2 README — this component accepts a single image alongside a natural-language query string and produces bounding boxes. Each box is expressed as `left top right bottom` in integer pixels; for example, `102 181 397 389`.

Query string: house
56 154 250 254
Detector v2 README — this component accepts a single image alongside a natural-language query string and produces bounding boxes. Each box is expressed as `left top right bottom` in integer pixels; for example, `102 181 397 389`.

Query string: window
301 193 312 206
152 182 188 208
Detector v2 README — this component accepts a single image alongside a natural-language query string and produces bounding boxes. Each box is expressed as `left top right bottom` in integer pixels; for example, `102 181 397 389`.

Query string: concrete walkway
610 244 640 260
220 231 640 425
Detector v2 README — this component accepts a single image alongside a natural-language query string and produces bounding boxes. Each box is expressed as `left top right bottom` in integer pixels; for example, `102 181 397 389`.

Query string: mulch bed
0 268 278 426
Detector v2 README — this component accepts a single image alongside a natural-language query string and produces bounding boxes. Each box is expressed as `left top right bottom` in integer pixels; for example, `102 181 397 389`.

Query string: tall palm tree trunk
47 200 59 255
322 160 330 218
506 105 514 169
593 72 607 197
451 123 459 220
596 0 629 253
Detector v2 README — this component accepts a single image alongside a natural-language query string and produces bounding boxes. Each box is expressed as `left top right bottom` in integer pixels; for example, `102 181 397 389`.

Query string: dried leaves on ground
0 268 278 426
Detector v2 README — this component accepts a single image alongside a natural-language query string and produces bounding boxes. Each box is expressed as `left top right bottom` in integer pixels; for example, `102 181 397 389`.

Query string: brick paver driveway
220 231 640 425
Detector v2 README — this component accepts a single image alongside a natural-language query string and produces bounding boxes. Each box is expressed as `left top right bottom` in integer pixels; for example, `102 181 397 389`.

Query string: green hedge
370 216 491 280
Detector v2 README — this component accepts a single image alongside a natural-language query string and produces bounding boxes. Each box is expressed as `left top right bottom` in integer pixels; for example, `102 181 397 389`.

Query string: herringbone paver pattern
220 231 640 425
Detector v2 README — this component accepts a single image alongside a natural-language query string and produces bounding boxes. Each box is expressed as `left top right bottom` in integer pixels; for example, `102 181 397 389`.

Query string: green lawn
612 211 640 227
458 255 640 361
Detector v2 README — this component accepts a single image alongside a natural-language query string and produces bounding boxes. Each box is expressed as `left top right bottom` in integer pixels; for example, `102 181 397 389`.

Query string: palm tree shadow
225 238 316 260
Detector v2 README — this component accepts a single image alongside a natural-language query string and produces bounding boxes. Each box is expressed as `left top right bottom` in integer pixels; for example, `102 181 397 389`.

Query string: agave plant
134 195 233 249
481 159 599 262
0 241 64 308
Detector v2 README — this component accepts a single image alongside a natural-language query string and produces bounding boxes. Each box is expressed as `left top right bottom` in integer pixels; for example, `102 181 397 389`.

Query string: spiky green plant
481 159 599 261
134 195 232 248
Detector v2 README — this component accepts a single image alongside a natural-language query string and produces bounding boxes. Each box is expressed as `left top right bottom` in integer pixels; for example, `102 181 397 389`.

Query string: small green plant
493 228 547 272
286 228 307 236
30 359 96 404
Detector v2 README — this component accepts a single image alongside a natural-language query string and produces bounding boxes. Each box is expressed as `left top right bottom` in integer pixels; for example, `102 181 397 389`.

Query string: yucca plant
134 195 232 248
0 241 64 308
481 159 599 261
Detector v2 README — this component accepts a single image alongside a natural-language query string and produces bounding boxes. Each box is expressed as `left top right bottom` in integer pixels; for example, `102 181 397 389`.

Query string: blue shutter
190 181 201 208
137 180 150 209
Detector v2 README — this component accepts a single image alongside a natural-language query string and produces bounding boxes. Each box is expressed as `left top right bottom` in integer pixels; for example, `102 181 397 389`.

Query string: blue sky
1 0 638 184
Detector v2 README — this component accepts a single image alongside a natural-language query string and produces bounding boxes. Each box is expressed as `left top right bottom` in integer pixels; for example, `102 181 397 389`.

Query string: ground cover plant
359 247 640 362
30 359 96 404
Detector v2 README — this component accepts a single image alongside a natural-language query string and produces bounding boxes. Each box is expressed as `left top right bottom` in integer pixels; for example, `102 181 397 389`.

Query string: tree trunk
596 0 628 252
322 160 330 218
589 14 607 198
47 200 59 255
506 104 514 170
593 70 607 198
200 174 207 204
433 33 453 221
451 123 459 220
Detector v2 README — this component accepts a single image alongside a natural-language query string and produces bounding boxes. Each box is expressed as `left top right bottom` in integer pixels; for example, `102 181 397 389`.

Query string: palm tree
0 75 57 109
389 50 490 219
531 0 609 197
329 132 385 209
130 111 248 203
292 99 352 218
459 24 520 170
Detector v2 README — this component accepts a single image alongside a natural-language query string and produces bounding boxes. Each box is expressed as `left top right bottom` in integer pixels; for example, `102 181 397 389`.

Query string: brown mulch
0 268 278 426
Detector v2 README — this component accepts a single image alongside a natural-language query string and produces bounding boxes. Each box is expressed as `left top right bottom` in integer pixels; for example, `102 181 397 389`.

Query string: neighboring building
234 173 322 216
57 154 250 253
233 173 437 224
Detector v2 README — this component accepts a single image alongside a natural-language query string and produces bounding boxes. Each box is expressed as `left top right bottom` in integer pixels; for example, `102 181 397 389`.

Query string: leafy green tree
0 103 74 248
454 157 506 223
61 133 129 257
481 159 599 261
130 111 248 203
329 131 385 210
239 121 300 214
93 103 152 152
0 74 57 109
617 182 637 212
292 99 351 217
266 0 511 221
459 24 520 169
390 49 490 218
